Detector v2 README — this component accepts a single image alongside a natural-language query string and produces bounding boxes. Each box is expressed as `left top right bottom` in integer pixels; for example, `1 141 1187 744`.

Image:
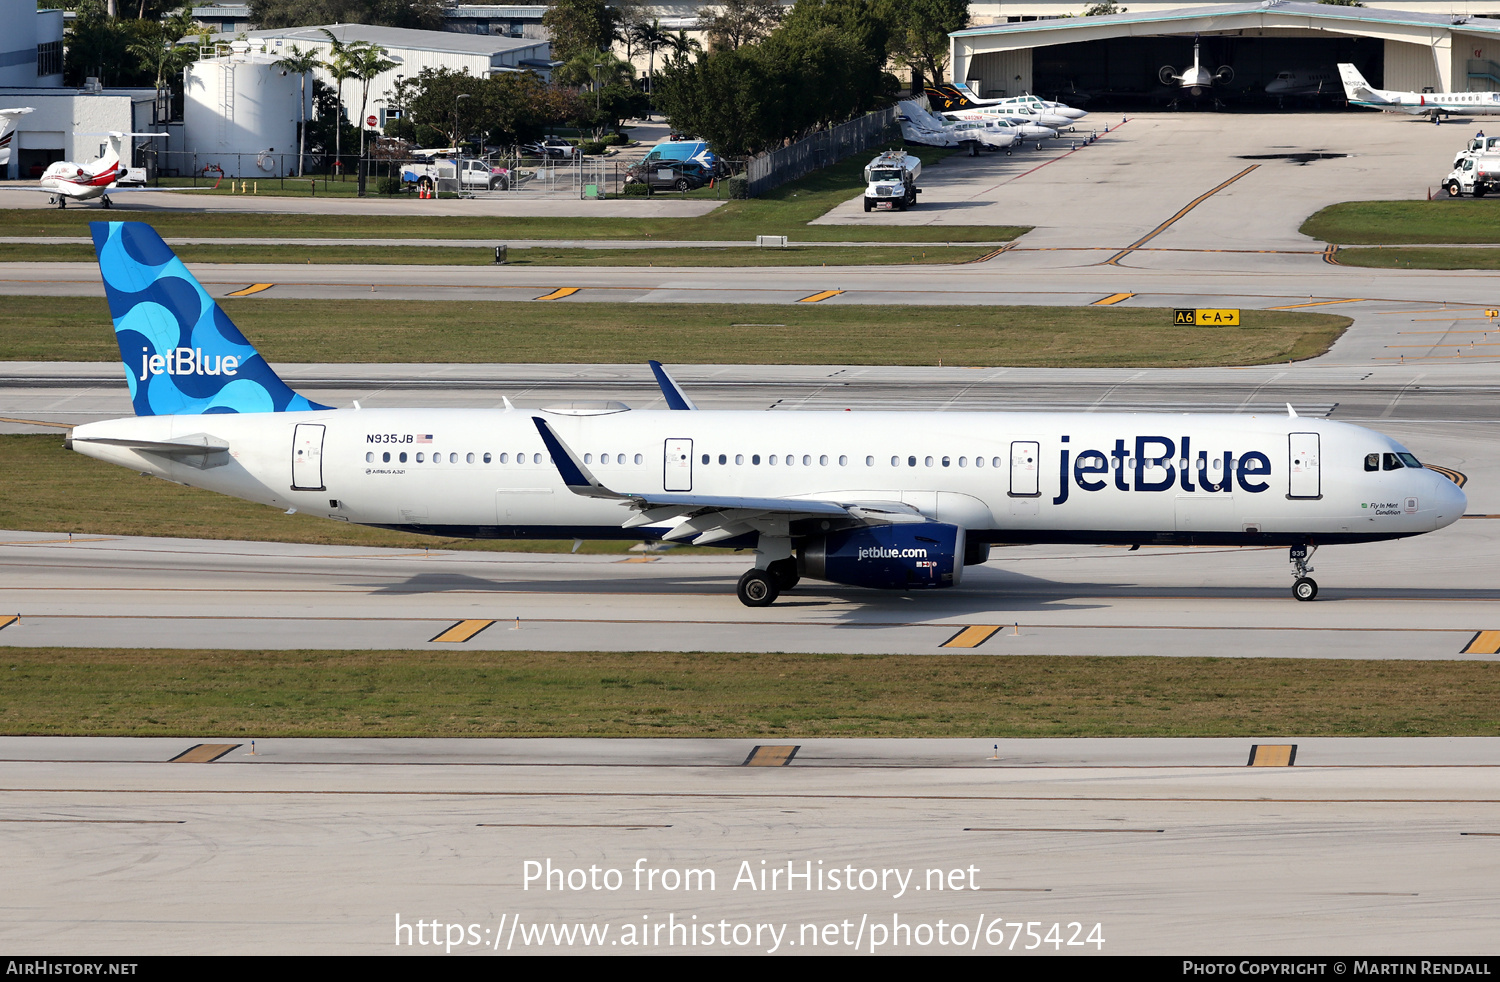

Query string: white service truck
1442 151 1500 197
863 151 922 212
400 157 510 192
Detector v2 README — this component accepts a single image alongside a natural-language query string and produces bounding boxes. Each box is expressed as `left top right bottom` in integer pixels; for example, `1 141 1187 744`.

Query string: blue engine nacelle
798 523 965 590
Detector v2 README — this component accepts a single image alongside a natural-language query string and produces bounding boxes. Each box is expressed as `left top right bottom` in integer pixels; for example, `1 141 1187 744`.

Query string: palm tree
319 29 355 176
347 41 398 161
125 9 199 91
638 19 670 95
274 44 318 177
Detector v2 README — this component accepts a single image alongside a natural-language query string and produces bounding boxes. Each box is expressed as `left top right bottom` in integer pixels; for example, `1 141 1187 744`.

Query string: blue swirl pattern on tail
90 221 329 416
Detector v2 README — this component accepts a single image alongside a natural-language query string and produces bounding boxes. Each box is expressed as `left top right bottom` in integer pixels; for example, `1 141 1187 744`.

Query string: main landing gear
1289 543 1318 601
100 194 112 208
736 557 799 608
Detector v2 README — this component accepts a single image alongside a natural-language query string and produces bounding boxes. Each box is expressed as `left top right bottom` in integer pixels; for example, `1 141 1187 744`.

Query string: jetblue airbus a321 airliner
67 223 1466 606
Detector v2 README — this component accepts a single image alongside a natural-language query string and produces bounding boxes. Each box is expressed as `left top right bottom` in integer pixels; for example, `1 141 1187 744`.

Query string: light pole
593 62 604 142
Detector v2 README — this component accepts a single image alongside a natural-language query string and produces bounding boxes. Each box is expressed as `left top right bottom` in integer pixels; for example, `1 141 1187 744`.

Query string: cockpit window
1383 453 1404 471
1397 452 1422 468
1365 453 1379 472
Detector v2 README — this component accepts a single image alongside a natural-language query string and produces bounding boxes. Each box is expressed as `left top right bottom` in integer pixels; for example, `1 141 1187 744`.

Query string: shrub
622 180 650 196
727 176 750 199
580 140 607 155
376 175 405 196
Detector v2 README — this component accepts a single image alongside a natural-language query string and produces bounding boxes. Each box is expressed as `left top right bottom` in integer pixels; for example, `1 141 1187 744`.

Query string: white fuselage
68 408 1465 548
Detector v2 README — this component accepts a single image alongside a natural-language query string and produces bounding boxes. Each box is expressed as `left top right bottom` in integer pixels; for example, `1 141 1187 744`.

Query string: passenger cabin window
1365 453 1379 471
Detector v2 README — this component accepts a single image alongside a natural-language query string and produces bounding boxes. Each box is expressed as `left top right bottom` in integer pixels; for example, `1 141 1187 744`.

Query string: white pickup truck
400 157 509 192
862 151 922 212
1443 151 1500 197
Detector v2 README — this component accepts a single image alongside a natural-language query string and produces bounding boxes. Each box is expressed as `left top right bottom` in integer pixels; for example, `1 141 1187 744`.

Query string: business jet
925 83 1087 121
1339 63 1500 121
0 107 34 168
0 131 215 208
1160 35 1234 104
1265 68 1336 98
66 222 1467 607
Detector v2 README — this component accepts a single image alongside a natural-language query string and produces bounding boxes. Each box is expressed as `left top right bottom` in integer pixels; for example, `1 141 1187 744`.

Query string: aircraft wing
532 417 918 544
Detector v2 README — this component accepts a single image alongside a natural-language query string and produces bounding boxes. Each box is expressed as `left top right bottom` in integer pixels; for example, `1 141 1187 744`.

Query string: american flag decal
415 434 433 443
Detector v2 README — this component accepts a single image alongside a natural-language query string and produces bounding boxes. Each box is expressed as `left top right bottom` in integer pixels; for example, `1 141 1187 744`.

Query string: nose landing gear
1290 543 1318 601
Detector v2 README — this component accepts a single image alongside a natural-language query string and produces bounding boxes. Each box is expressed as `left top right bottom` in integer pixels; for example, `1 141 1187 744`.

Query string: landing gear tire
101 195 112 208
1292 577 1318 602
737 569 779 607
766 558 799 592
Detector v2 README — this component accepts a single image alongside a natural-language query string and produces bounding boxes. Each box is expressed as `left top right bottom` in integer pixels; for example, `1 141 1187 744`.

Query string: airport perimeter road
2 736 1498 954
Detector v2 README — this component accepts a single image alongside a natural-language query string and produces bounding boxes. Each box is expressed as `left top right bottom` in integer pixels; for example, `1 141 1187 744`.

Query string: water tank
183 41 305 178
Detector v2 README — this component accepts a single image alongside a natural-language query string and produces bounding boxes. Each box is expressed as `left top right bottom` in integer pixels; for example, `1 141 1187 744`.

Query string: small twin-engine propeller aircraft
67 223 1466 607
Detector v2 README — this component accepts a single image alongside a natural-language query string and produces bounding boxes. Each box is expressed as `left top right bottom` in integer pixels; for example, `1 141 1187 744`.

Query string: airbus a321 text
67 223 1466 607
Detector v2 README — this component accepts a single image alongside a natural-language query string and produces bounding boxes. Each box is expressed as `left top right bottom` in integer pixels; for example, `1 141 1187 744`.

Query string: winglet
531 417 624 499
648 360 698 411
1287 403 1298 418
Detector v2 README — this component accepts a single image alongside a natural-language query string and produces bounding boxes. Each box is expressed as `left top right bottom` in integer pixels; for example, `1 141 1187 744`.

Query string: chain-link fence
745 107 899 197
139 150 745 199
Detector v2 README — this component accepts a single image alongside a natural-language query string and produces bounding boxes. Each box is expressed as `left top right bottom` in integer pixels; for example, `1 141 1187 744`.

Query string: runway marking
617 556 660 563
477 823 672 828
964 827 1164 833
430 619 496 643
1322 244 1341 266
1461 631 1500 655
1428 465 1468 487
169 744 240 763
224 283 273 297
0 416 73 429
743 745 799 766
797 290 844 303
1101 164 1259 266
533 287 579 301
0 615 16 631
1247 745 1297 767
941 625 1001 648
1267 298 1368 310
1460 832 1500 836
962 245 1011 264
1091 293 1135 306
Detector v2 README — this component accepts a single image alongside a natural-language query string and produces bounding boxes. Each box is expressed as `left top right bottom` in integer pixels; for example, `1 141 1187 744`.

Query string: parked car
521 138 578 159
624 159 711 192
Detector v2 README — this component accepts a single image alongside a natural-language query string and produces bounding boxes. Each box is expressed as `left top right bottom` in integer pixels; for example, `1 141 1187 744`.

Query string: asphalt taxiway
2 736 1498 954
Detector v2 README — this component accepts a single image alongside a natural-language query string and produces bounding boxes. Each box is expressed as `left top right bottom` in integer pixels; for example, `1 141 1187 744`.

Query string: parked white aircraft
926 83 1088 121
0 131 214 208
0 107 34 168
1339 63 1500 120
1265 68 1336 97
68 223 1467 606
897 100 1020 151
1160 35 1234 99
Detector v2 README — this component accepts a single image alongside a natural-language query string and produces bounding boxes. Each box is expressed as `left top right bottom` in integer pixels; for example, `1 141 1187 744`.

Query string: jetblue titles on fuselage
1052 434 1271 505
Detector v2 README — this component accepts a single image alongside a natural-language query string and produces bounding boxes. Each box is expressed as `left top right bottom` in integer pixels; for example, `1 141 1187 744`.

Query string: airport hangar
948 1 1500 106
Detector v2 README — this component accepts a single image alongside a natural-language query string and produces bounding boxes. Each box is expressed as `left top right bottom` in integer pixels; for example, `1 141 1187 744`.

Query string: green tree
274 44 320 175
403 66 485 148
556 52 647 137
542 0 619 63
319 29 357 170
703 0 783 52
64 0 135 86
124 8 201 89
888 0 967 88
1081 2 1127 13
347 40 398 159
248 0 446 30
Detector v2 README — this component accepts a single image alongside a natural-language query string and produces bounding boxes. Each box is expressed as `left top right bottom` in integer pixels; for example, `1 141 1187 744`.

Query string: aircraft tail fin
89 221 330 416
1338 63 1381 103
0 107 32 168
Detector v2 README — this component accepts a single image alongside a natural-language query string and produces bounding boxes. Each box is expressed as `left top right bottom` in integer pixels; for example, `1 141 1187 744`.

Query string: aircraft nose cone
1432 472 1468 527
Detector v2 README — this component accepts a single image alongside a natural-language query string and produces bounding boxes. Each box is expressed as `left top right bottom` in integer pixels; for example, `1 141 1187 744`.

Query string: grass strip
0 648 1496 737
0 243 993 267
1301 200 1500 245
1335 247 1500 270
0 298 1349 366
0 146 1020 243
0 434 654 554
